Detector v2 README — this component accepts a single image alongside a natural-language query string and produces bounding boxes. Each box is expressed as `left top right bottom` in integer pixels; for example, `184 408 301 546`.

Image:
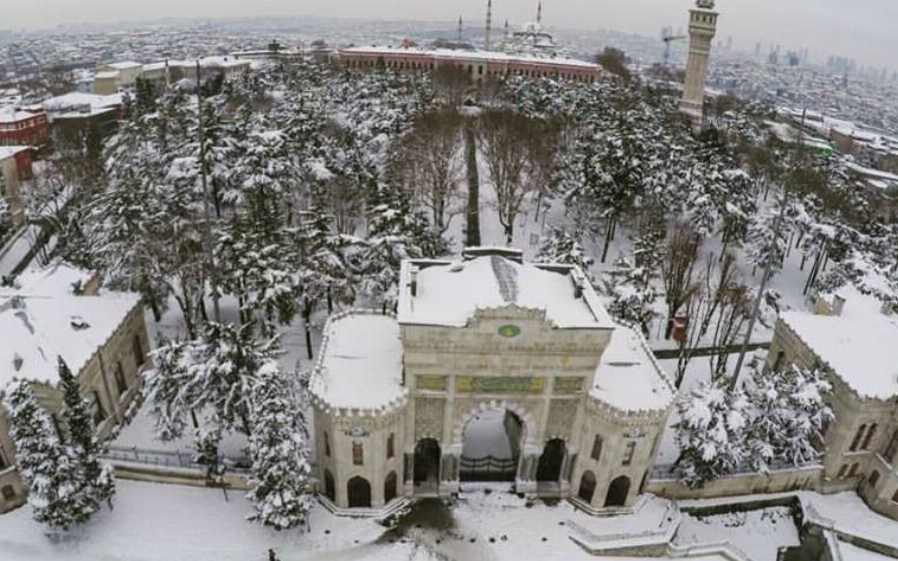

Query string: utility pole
731 109 806 388
196 60 222 323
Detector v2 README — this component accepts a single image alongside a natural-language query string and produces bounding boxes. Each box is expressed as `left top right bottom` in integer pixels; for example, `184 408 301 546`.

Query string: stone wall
645 466 823 500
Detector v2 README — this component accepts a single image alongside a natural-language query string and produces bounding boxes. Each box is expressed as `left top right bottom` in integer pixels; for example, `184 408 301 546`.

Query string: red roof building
0 109 50 149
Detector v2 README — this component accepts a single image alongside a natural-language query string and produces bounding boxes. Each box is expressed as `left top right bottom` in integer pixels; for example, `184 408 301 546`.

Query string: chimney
410 267 419 297
832 294 846 317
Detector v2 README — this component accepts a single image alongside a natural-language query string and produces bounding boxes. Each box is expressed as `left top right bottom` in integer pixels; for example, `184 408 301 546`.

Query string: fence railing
101 445 252 474
459 455 518 481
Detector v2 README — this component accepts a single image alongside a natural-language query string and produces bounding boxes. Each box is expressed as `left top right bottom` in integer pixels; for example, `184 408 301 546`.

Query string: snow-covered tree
246 364 313 530
674 378 750 487
58 358 115 513
744 363 834 471
536 226 594 271
144 322 280 440
4 380 83 529
603 256 657 336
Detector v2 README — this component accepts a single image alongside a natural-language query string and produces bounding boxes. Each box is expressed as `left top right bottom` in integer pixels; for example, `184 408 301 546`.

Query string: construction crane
662 34 688 66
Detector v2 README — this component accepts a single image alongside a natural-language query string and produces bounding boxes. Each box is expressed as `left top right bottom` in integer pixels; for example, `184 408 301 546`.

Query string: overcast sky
5 0 896 69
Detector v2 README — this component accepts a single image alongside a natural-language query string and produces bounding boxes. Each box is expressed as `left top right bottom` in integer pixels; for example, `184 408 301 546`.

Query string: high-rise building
679 0 718 129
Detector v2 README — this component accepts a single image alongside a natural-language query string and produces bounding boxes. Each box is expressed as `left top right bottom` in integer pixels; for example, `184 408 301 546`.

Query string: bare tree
391 109 464 234
660 224 703 340
478 110 558 244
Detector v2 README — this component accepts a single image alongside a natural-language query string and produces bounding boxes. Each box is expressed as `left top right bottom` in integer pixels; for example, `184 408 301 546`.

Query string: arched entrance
347 476 371 508
324 469 335 502
460 409 523 482
536 439 567 482
384 471 398 503
414 438 441 491
604 475 631 508
578 470 597 503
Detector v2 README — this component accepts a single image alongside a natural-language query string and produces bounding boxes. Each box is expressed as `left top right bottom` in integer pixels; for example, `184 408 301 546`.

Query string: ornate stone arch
451 399 536 448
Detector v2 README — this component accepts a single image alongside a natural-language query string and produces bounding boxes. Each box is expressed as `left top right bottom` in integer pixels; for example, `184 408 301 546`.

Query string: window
132 335 145 368
848 463 859 477
862 424 878 450
590 435 603 461
850 425 867 452
885 430 898 463
352 441 363 466
1 486 15 501
114 361 128 395
772 351 785 371
622 442 636 466
387 433 395 460
324 432 330 457
92 391 107 424
893 489 898 504
0 446 7 470
837 464 848 478
868 470 880 489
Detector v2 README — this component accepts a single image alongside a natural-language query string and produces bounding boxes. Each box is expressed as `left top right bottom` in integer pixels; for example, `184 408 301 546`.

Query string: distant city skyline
4 0 897 71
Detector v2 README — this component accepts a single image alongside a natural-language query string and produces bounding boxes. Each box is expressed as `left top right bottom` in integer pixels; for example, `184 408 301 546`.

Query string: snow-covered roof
11 262 96 296
0 292 141 388
308 311 406 413
0 146 30 161
94 71 120 79
780 286 898 400
590 324 673 413
41 92 123 113
0 108 39 123
340 45 599 70
397 255 615 329
104 61 143 70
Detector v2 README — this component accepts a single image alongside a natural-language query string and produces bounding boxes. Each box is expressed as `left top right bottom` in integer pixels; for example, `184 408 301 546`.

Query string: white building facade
309 249 673 514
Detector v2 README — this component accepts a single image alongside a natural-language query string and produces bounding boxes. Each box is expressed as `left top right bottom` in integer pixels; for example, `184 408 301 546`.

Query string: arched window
590 435 603 462
578 470 597 503
868 470 880 489
893 488 898 503
323 469 336 501
347 476 371 508
622 442 637 466
837 464 848 478
132 335 145 367
387 433 395 460
384 471 398 503
850 425 868 452
324 432 330 457
862 424 878 450
352 441 364 466
885 430 898 464
536 439 566 482
605 476 632 508
848 463 859 477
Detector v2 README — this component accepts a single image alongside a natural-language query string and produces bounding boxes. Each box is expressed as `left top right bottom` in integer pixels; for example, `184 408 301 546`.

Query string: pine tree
246 363 313 531
58 358 115 513
604 256 658 336
674 377 750 487
4 380 84 529
536 227 594 271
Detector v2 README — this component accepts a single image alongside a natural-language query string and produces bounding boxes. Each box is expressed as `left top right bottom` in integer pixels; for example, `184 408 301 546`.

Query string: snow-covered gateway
309 248 674 513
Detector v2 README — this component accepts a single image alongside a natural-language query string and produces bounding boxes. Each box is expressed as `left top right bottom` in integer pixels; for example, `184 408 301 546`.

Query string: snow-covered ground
675 506 800 561
0 482 732 561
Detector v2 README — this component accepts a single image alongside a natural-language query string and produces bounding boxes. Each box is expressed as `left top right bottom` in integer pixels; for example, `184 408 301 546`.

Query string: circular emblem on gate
498 324 521 338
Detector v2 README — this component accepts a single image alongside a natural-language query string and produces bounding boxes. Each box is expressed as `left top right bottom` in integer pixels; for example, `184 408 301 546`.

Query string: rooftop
397 253 615 329
0 291 141 388
340 45 599 70
0 146 30 161
42 92 123 113
308 311 406 412
590 324 674 413
780 286 898 400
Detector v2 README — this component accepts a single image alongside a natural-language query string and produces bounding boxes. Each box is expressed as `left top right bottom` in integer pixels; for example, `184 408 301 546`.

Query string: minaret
679 0 718 129
485 0 493 51
537 2 543 24
458 15 464 43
